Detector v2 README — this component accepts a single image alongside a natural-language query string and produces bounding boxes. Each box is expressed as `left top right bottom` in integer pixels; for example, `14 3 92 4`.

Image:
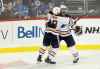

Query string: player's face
61 8 68 14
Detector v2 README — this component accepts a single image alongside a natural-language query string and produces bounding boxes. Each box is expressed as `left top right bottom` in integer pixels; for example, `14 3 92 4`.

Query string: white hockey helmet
60 5 67 9
60 5 68 14
52 7 61 15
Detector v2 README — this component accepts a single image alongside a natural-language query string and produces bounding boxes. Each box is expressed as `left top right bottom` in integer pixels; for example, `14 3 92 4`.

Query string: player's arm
69 17 76 28
45 11 53 27
69 16 81 28
69 17 82 35
73 16 80 24
65 14 80 24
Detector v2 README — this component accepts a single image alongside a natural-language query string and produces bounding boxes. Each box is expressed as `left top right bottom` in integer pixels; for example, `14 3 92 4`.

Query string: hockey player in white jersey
58 16 80 63
57 6 80 63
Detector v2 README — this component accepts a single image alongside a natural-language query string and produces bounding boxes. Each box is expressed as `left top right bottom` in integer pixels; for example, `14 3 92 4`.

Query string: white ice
0 51 100 69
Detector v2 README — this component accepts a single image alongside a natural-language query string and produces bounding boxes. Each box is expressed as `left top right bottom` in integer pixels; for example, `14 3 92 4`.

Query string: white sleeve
69 17 77 29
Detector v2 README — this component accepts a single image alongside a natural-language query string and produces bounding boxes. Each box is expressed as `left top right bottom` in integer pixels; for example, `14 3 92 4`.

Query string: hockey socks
37 47 46 62
45 48 57 64
69 46 79 63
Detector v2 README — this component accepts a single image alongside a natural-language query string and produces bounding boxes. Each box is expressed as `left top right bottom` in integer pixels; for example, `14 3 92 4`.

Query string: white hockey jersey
45 11 75 36
57 16 74 36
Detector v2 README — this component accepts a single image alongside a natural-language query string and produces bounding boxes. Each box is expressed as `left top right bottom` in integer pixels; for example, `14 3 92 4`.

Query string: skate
37 55 42 62
73 57 79 63
45 57 56 64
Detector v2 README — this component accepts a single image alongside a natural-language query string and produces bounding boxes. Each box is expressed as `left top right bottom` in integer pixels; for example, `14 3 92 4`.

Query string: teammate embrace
37 6 81 64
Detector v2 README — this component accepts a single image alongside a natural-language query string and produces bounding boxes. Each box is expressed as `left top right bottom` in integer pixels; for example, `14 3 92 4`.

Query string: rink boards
0 17 100 53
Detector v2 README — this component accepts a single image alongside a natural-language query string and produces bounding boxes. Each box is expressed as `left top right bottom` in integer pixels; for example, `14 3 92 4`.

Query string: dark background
0 0 100 19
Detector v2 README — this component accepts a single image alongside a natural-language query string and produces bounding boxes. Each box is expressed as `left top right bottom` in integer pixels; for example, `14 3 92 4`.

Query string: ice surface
0 51 100 69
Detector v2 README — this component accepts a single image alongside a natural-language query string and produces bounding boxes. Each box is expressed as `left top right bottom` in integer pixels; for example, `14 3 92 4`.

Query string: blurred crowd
0 0 100 19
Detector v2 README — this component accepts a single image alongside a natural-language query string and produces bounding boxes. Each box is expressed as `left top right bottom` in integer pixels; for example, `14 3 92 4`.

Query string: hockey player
57 5 80 63
37 7 61 64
